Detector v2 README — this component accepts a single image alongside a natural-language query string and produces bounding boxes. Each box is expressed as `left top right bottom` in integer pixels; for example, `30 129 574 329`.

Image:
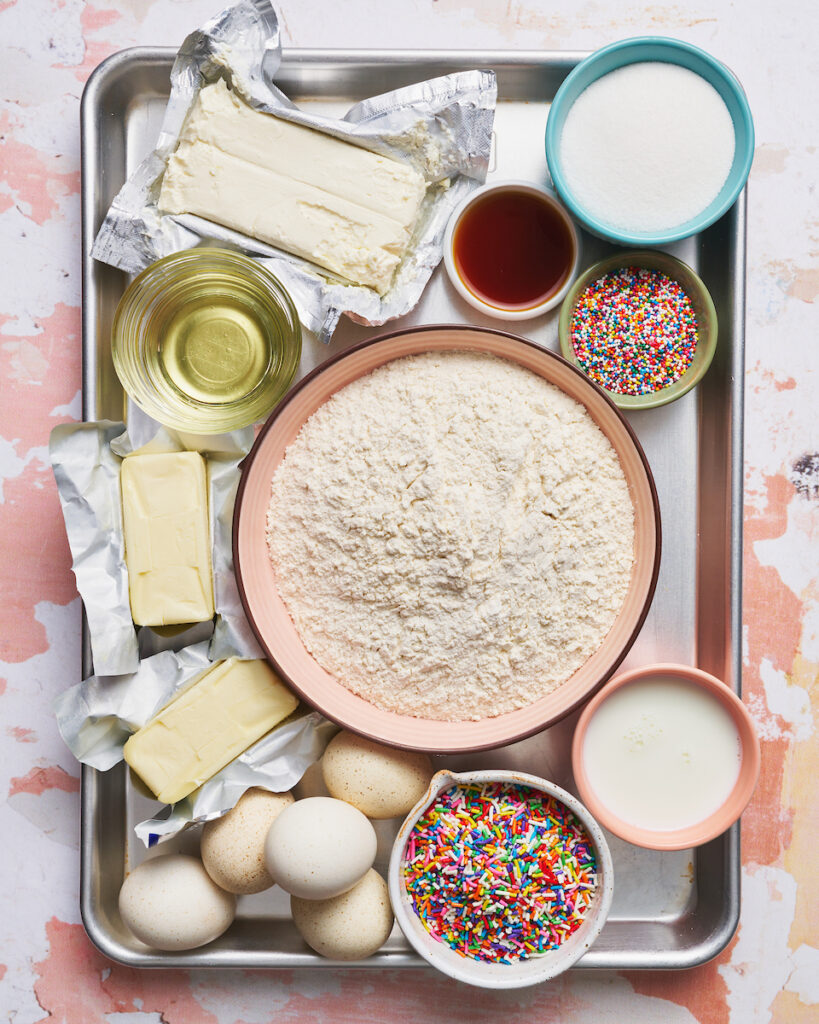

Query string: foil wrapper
49 420 260 677
90 0 496 341
54 642 336 845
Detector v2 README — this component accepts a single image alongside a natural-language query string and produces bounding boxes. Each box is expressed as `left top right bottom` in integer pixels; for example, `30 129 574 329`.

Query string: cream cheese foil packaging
90 0 497 341
54 642 336 845
49 420 260 677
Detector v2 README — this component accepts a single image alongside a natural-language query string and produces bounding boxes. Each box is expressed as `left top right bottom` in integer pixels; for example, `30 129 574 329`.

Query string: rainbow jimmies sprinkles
402 782 599 963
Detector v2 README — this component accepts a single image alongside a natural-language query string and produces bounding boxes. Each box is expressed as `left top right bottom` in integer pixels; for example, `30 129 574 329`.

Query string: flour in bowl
266 351 634 721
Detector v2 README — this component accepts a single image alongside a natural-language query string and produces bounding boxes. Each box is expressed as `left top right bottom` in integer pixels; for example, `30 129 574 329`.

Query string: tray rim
79 44 746 972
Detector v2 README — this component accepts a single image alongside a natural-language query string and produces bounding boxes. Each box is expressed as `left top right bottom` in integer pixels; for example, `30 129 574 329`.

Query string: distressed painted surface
0 0 816 1020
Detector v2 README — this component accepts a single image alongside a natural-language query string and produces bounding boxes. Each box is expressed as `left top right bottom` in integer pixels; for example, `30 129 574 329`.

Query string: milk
581 678 742 832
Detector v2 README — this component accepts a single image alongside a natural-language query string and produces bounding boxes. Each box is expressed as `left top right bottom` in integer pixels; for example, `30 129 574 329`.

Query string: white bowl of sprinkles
388 769 614 988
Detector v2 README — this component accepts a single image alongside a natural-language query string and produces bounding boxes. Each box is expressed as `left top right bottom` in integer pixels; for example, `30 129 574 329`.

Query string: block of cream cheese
158 80 427 294
121 451 213 627
123 658 298 805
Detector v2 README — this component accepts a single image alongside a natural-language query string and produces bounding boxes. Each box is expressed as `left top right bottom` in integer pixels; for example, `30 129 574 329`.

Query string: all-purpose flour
266 351 634 721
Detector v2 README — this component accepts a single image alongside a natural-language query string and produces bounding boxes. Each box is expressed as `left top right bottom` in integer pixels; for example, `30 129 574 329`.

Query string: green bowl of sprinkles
558 250 718 410
388 770 614 989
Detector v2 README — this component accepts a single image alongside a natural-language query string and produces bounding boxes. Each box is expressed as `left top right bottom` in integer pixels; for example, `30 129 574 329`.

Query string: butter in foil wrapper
49 421 260 677
90 0 497 341
54 642 336 845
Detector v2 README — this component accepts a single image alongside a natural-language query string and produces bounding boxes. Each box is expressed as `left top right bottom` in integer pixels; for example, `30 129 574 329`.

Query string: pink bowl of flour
233 325 661 753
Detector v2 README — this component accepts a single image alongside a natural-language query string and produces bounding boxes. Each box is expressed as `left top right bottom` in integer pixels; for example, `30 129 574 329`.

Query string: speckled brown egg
291 868 394 960
119 853 235 951
201 788 294 894
321 731 433 819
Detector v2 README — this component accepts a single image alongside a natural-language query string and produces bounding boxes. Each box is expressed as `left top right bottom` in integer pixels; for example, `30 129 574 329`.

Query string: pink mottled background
1 1 817 1021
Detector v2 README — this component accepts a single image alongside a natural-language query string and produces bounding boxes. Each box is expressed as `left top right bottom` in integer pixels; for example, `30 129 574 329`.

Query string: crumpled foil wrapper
90 0 496 341
54 641 336 845
49 420 261 677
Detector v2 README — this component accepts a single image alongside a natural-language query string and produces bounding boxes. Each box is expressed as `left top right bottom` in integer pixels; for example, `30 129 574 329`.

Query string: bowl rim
387 768 614 988
233 324 662 753
441 180 581 320
570 663 761 850
544 35 755 246
557 249 719 410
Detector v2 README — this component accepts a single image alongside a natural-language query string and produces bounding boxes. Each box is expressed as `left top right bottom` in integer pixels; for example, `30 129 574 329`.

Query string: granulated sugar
559 62 735 234
266 351 634 721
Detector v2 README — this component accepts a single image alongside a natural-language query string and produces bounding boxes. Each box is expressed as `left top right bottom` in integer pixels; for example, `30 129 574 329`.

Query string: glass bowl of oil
112 249 302 433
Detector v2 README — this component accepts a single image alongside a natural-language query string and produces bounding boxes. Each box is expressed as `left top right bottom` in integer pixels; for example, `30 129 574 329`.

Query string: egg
321 731 433 819
264 796 376 900
118 854 235 951
291 868 394 960
201 787 294 894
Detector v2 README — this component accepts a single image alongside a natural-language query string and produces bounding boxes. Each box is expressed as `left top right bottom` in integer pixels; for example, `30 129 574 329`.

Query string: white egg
291 868 394 960
201 787 294 894
321 731 433 819
264 796 376 900
118 854 235 951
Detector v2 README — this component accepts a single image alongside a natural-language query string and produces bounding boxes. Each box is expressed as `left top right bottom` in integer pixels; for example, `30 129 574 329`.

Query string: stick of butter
121 451 214 627
123 658 298 805
158 80 427 295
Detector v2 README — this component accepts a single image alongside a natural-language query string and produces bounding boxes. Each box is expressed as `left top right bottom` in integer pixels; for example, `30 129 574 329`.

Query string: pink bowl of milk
571 664 760 850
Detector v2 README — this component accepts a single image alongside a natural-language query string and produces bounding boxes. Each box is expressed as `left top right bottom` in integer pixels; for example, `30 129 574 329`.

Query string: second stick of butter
121 450 214 626
123 658 299 805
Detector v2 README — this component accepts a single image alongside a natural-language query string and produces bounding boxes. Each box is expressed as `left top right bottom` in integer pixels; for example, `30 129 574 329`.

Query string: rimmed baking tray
80 47 746 969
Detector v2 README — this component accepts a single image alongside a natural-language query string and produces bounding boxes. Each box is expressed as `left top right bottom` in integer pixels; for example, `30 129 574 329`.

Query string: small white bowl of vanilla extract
443 180 580 320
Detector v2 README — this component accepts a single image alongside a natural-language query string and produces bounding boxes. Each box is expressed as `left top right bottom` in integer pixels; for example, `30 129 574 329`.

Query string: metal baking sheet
80 47 745 970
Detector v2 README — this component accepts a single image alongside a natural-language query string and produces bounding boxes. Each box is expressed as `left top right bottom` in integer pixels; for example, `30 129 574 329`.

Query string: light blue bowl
545 37 754 246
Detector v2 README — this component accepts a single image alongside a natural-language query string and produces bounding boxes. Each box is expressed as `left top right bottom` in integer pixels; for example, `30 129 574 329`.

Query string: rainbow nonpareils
570 267 698 395
402 782 598 963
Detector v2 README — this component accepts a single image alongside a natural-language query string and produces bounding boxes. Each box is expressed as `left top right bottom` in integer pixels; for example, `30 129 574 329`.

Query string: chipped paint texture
0 0 817 1021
